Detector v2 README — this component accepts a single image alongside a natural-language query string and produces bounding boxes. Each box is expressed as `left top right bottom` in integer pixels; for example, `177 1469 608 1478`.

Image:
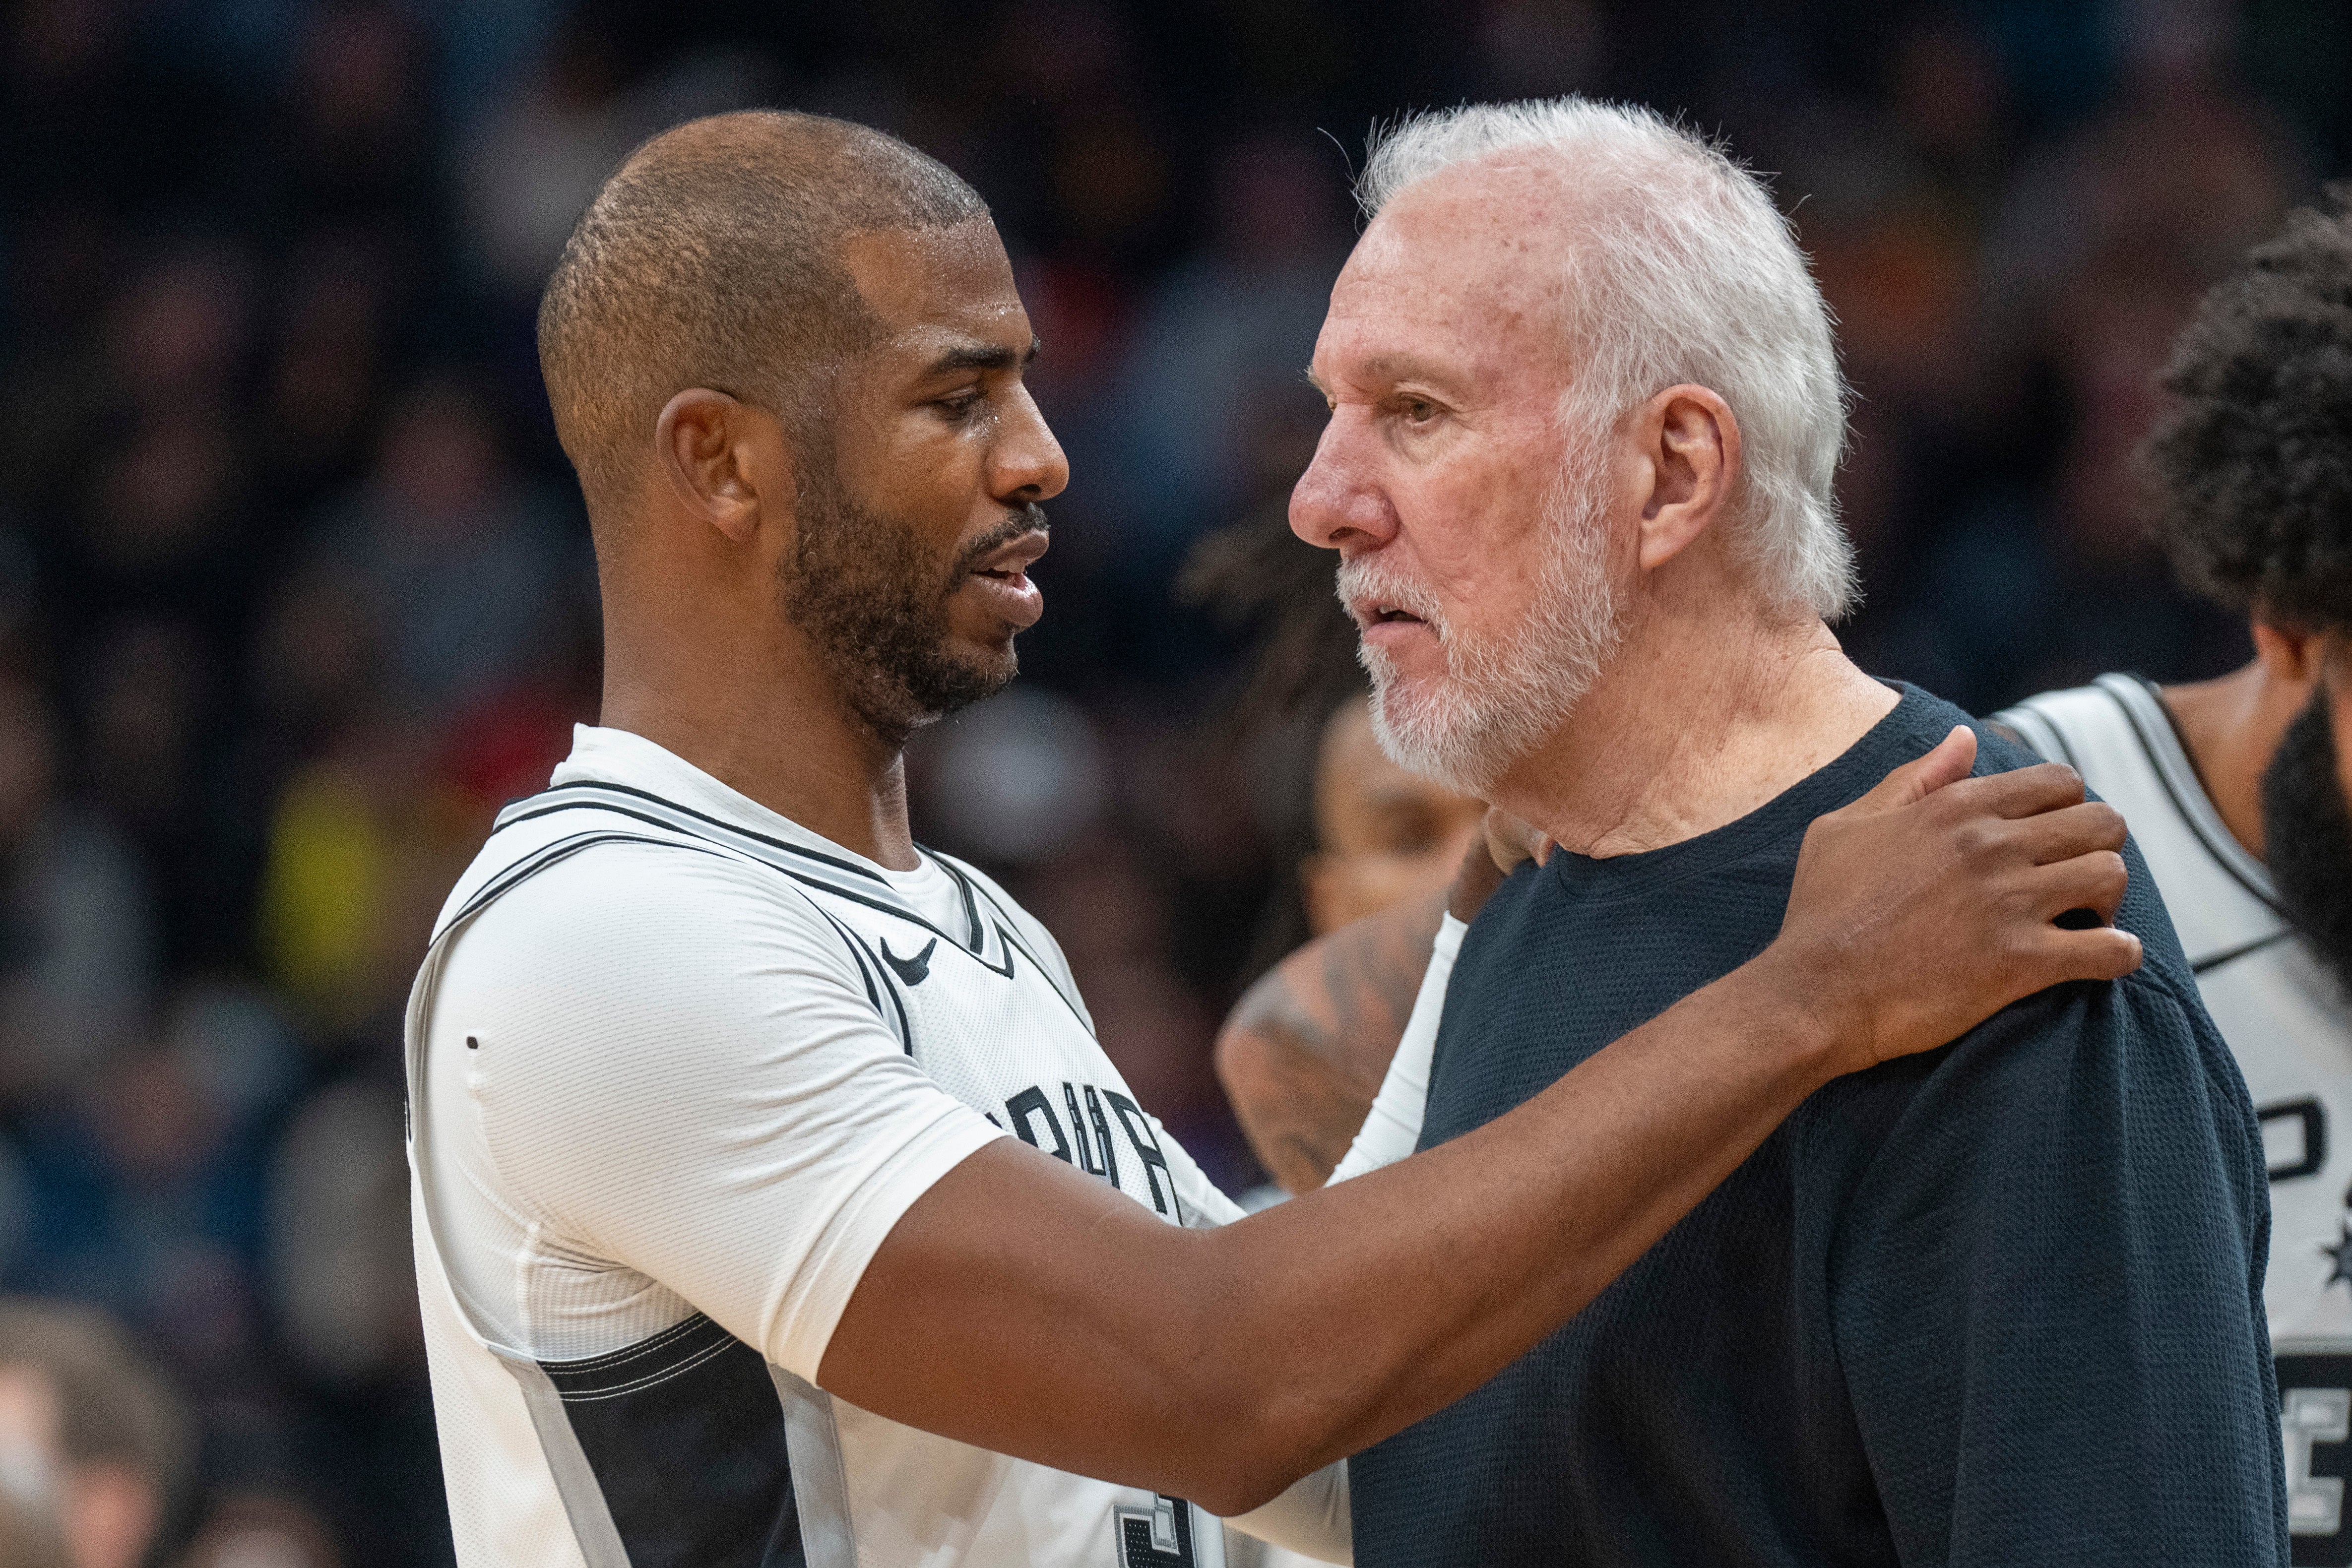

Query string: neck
2161 659 2300 862
597 565 921 870
1488 586 1897 859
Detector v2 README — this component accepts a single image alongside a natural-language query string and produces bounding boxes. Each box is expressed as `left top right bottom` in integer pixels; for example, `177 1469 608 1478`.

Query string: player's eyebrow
1304 366 1330 397
924 337 1042 376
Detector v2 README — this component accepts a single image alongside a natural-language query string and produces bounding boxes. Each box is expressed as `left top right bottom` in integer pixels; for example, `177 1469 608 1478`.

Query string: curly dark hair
2141 183 2352 632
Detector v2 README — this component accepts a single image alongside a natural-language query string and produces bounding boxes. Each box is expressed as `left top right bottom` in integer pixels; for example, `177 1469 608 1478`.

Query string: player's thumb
1848 725 1977 816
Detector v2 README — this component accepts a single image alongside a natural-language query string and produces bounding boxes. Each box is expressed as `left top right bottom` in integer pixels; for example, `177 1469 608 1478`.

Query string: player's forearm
825 951 1840 1514
1191 948 1841 1506
1215 892 1444 1192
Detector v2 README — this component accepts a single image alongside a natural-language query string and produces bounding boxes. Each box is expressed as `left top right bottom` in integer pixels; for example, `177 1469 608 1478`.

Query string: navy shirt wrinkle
1351 685 2288 1568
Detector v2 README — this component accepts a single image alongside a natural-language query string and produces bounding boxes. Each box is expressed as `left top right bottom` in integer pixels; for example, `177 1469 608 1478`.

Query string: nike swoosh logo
879 937 938 987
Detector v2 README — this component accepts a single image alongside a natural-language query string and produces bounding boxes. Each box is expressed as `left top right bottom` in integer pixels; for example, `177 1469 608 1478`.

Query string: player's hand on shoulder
1765 724 2143 1074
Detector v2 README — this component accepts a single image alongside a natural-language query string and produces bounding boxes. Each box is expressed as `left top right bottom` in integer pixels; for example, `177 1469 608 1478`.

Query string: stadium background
0 0 2346 1560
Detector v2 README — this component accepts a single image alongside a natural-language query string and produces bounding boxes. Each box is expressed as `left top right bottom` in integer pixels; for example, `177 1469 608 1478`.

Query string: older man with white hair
1291 99 2288 1566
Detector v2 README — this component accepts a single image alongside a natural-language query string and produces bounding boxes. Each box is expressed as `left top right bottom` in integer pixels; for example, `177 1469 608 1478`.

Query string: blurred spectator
0 1296 191 1568
304 376 586 717
0 676 154 1101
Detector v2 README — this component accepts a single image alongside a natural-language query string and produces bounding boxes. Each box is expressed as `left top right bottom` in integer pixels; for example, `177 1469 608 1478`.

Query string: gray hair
1357 98 1857 621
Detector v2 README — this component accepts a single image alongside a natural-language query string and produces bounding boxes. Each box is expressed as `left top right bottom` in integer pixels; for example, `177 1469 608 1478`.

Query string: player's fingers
1933 759 2088 822
2022 848 2131 927
2003 800 2129 867
2016 922 2144 988
1843 725 1976 816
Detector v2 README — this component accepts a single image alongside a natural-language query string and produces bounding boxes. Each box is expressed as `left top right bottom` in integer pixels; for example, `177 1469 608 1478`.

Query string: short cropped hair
2142 185 2352 633
538 110 988 513
1356 99 1857 621
0 1298 190 1494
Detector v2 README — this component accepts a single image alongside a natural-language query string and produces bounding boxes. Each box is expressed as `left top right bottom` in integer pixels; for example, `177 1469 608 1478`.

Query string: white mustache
1334 558 1447 632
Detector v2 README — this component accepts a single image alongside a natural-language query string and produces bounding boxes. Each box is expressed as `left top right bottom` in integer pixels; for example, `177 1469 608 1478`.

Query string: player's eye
1402 397 1438 424
934 389 985 420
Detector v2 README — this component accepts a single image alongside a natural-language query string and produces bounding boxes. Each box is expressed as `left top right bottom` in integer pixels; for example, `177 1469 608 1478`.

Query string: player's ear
1632 384 1740 574
655 389 794 546
2252 617 2324 686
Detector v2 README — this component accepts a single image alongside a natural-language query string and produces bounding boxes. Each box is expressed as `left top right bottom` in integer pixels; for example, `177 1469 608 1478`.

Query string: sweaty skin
588 167 2141 1512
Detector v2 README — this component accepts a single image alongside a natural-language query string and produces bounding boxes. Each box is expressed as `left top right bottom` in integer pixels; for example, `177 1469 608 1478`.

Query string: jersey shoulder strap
1995 674 2286 968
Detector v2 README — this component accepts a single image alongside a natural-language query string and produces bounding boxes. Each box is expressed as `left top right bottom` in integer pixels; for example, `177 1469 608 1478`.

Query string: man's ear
2252 618 2325 686
654 389 792 545
1631 384 1740 574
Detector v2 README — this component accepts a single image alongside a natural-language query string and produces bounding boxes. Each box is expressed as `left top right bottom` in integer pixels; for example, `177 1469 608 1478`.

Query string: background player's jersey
406 726 1254 1568
1998 674 2352 1556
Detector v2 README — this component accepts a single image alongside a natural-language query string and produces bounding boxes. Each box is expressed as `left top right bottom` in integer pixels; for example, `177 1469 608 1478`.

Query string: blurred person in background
1994 188 2352 1556
0 674 154 1103
1214 697 1484 1197
1184 511 1486 1199
0 1296 191 1568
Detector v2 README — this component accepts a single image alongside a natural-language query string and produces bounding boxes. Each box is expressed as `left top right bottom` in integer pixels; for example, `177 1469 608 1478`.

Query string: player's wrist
1732 943 1867 1087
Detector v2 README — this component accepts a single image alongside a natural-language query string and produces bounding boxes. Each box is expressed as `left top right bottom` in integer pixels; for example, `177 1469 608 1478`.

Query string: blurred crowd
0 0 2345 1560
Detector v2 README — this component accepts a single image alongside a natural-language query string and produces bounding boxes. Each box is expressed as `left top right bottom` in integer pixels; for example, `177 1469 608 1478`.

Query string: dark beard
781 456 1043 746
2260 685 2352 991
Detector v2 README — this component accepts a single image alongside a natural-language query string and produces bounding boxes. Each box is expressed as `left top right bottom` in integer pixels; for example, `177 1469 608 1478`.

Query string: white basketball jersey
404 726 1253 1568
1998 674 2352 1553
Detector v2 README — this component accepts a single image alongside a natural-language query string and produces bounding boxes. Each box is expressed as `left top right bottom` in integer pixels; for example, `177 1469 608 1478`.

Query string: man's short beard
2261 683 2352 992
1340 463 1625 797
781 451 1041 747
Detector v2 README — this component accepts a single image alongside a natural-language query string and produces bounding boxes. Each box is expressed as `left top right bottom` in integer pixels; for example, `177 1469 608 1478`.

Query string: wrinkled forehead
1318 159 1581 386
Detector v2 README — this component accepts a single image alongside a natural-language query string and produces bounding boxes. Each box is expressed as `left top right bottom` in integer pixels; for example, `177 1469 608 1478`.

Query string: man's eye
936 392 984 419
1403 399 1437 424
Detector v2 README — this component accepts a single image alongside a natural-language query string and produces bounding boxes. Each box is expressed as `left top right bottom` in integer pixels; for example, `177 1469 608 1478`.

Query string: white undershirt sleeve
1327 913 1463 1185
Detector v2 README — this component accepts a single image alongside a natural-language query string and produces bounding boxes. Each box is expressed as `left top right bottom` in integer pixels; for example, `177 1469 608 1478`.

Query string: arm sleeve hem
773 1109 1010 1381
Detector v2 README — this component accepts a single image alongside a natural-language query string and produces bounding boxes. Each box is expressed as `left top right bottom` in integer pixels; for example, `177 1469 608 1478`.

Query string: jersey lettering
1006 1086 1072 1162
2281 1353 2352 1564
1116 1495 1197 1567
1106 1092 1181 1222
2266 1098 2330 1183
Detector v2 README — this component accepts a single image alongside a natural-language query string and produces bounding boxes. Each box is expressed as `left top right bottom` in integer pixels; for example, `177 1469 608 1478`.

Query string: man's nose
995 389 1070 504
1289 424 1398 553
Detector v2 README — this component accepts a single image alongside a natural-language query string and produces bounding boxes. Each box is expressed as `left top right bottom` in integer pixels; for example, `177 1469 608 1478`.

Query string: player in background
1993 189 2352 1558
410 109 2145 1568
1184 510 1483 1199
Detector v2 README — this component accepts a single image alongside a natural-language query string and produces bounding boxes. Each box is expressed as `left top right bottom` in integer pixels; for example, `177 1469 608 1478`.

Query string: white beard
1338 471 1624 797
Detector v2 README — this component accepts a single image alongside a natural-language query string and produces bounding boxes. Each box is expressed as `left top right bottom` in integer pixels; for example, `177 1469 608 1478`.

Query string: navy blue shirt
1352 687 2288 1567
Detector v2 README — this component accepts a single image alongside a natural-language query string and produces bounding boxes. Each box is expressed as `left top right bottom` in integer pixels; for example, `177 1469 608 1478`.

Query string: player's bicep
819 1131 1223 1497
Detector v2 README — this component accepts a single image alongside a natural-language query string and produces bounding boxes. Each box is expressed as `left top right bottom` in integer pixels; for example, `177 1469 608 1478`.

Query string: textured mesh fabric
1350 687 2288 1568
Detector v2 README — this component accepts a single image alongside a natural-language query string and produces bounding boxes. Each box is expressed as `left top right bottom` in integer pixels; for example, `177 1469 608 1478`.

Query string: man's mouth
958 528 1050 628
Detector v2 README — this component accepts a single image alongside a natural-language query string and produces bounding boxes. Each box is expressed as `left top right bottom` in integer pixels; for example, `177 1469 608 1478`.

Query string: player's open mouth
1371 604 1425 625
962 531 1050 627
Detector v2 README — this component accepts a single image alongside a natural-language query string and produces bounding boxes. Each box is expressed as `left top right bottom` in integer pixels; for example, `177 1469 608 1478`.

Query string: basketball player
1994 191 2352 1556
407 110 2144 1568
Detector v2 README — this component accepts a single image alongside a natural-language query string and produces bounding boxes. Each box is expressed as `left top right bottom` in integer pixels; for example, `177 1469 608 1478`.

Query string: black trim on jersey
2103 677 2284 916
812 904 913 1055
2193 930 2294 975
924 852 989 951
462 794 1096 1045
498 780 887 887
957 870 1093 1032
538 1313 807 1568
495 792 1020 978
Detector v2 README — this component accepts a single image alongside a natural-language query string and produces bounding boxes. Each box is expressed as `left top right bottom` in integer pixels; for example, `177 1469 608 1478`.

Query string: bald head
538 110 989 520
